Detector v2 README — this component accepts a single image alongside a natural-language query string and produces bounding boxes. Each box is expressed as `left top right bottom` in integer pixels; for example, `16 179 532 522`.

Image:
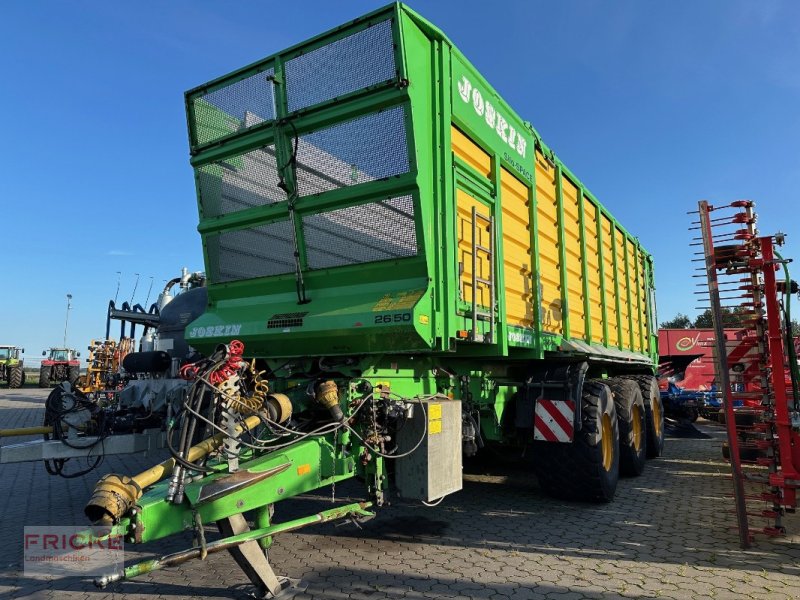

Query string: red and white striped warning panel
533 399 576 443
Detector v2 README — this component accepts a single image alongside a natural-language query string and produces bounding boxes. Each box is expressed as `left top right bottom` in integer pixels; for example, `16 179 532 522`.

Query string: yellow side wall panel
601 216 619 346
615 229 631 349
583 198 604 344
456 188 492 308
561 176 585 339
451 125 652 354
500 168 534 328
535 151 562 334
451 126 491 178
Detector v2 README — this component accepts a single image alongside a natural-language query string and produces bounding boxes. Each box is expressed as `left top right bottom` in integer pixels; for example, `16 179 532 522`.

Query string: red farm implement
693 199 800 547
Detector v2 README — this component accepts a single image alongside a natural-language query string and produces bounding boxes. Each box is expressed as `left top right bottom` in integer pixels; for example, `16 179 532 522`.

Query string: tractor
39 347 81 388
0 345 25 388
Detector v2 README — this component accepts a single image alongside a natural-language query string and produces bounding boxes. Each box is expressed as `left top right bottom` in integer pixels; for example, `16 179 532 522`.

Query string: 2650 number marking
374 312 412 324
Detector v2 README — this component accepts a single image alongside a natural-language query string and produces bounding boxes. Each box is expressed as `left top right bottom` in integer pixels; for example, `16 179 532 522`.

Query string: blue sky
1 0 798 364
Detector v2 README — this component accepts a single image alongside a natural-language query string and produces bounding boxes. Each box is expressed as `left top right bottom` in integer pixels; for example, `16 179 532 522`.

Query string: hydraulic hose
85 413 263 526
775 249 800 409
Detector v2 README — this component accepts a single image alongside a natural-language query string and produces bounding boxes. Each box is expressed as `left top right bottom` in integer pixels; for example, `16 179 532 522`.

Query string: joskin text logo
457 76 527 159
188 324 242 339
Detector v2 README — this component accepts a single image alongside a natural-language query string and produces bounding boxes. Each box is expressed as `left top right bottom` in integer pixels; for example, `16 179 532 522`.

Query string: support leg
217 513 284 597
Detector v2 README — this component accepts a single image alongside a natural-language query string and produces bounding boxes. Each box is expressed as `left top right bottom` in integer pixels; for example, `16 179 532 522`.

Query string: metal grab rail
470 206 495 343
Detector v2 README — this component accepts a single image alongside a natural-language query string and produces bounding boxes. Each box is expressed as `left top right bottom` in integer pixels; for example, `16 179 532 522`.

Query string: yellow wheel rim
652 393 662 438
601 414 614 472
632 405 643 452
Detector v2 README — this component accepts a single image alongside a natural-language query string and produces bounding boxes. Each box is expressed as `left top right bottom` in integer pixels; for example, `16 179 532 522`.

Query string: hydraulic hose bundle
42 384 109 478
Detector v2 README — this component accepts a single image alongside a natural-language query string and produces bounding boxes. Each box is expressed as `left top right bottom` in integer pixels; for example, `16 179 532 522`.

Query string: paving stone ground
1 387 799 600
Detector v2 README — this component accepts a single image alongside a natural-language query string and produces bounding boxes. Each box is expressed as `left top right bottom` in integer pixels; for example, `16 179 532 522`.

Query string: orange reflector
297 464 311 476
457 330 469 339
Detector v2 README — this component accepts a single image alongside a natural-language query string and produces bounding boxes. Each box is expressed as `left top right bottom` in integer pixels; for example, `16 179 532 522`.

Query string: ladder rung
475 277 492 285
475 244 492 253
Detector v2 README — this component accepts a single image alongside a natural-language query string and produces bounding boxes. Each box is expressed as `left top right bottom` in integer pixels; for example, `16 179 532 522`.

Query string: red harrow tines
693 200 800 548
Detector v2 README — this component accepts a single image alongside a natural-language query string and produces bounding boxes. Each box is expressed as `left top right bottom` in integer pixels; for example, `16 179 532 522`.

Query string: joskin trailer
82 4 662 595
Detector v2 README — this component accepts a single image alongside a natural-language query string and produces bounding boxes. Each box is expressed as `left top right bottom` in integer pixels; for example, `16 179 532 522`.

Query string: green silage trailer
85 4 663 592
185 1 661 493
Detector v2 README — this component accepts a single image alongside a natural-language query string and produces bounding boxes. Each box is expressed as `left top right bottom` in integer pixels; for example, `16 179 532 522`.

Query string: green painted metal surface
182 2 657 370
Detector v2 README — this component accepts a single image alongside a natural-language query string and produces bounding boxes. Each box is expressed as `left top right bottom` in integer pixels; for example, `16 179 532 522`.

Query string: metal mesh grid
198 144 283 218
267 312 308 328
206 220 296 282
303 195 417 269
285 20 395 113
191 67 276 146
295 105 409 197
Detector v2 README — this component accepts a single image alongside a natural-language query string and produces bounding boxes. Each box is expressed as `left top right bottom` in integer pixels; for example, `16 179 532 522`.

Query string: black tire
39 365 51 388
607 378 647 477
68 366 80 387
626 375 664 458
8 366 23 389
533 379 619 502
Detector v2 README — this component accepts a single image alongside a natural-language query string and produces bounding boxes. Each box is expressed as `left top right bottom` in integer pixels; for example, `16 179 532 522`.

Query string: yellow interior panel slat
457 188 492 308
451 125 491 178
615 229 631 347
583 197 604 344
500 168 533 329
535 150 562 334
628 242 642 351
561 176 585 339
639 252 650 352
602 216 619 346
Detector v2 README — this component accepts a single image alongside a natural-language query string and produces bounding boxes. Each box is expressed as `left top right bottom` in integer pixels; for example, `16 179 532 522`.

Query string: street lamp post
64 294 72 347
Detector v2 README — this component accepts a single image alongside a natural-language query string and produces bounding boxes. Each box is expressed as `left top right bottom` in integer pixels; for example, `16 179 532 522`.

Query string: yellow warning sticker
428 403 442 419
372 290 425 311
428 420 442 435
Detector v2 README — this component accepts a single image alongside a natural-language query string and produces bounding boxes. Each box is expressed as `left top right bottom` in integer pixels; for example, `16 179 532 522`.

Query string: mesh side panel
285 20 395 112
207 221 295 282
192 68 276 146
198 145 283 218
303 196 417 269
295 106 409 197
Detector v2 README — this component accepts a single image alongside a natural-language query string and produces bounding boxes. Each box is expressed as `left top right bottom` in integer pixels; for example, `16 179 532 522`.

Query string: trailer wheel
626 375 664 458
8 366 23 389
607 378 646 477
533 379 619 502
39 365 51 388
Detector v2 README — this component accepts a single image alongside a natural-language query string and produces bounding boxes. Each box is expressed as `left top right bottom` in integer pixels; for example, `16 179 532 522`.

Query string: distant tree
792 319 800 337
660 313 692 329
693 309 713 328
693 307 748 328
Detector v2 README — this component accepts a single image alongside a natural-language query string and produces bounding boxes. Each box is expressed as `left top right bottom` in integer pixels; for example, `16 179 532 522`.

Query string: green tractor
0 345 26 388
